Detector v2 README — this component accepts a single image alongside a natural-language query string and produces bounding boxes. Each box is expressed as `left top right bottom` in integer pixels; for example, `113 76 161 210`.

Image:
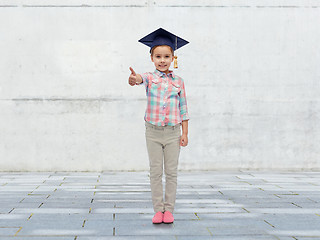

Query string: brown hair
150 45 174 56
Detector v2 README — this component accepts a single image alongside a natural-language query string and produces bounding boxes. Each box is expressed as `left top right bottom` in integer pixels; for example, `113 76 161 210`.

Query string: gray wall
1 0 319 171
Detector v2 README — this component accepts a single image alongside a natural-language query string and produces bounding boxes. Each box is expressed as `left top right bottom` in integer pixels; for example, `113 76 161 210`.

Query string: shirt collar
154 69 175 78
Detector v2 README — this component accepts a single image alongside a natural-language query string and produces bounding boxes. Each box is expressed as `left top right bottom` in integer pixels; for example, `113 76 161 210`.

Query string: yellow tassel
174 56 178 69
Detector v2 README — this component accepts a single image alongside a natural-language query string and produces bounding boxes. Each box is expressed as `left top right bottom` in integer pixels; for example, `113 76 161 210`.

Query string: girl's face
151 45 174 74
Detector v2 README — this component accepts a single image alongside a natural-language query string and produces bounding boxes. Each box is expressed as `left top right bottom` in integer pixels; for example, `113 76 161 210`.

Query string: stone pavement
0 171 319 240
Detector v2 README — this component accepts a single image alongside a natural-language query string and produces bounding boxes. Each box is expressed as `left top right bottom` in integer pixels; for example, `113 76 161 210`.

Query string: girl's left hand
180 134 188 147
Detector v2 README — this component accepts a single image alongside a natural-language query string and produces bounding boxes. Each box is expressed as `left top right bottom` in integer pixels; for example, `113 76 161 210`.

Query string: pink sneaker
163 211 174 224
152 211 163 224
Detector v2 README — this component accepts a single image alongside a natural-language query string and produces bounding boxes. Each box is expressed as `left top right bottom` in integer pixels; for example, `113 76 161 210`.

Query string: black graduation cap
138 28 189 68
138 28 189 52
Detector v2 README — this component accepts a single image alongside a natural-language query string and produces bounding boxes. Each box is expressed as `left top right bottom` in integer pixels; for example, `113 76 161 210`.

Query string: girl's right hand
129 67 137 86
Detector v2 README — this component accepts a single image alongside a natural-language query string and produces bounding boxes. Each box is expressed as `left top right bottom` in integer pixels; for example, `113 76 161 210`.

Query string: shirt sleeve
139 73 152 96
140 73 149 88
179 79 189 121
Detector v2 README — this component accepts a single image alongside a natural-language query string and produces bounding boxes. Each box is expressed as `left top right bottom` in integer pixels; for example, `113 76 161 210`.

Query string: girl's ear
151 55 154 62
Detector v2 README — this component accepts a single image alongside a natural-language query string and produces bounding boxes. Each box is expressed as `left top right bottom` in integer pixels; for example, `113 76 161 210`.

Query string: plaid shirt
140 69 189 126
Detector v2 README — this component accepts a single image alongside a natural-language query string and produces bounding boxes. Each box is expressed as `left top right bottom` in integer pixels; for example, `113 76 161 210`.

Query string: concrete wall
1 0 319 171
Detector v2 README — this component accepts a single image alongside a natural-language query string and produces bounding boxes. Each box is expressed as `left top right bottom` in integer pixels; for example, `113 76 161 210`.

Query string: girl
128 28 189 224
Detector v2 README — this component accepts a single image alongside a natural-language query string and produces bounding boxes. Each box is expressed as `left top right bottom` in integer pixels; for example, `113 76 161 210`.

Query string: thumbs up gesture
128 67 142 86
129 67 137 86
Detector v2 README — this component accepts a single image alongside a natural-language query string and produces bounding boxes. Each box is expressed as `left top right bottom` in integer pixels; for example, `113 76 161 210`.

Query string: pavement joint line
307 198 317 203
194 212 200 220
38 202 44 208
8 208 14 213
54 188 57 192
10 4 315 8
244 181 253 185
0 227 21 228
218 191 224 195
113 213 115 220
206 227 213 236
278 193 299 196
289 191 299 195
291 202 302 208
274 194 281 198
264 220 275 228
91 198 94 203
19 198 25 203
242 207 250 213
2 183 7 186
89 207 92 213
113 227 116 236
259 187 265 191
14 227 22 236
46 194 51 199
27 213 33 221
82 219 86 228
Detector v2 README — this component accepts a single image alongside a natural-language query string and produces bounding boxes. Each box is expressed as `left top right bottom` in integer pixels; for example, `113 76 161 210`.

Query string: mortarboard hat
138 28 189 68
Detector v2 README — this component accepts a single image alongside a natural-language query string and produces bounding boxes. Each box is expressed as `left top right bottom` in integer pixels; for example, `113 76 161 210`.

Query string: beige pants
145 122 181 213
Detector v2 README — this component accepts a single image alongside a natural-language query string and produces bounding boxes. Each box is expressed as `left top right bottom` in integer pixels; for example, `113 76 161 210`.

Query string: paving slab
262 214 320 230
0 238 75 240
176 237 282 240
0 171 320 239
78 237 177 240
